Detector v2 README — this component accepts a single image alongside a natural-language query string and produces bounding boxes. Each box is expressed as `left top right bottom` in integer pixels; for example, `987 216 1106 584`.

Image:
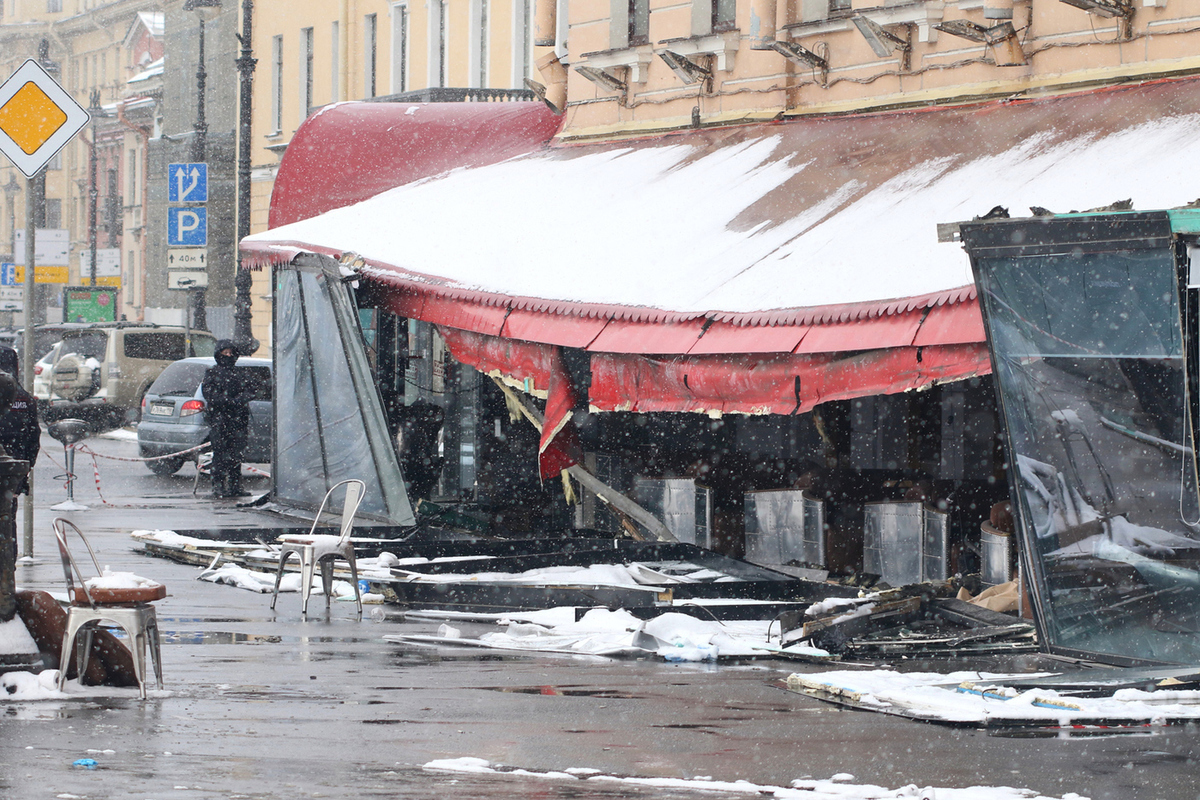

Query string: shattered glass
978 246 1200 664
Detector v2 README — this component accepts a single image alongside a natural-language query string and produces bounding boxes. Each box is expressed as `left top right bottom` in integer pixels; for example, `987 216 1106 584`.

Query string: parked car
31 341 62 410
137 356 273 475
45 323 216 427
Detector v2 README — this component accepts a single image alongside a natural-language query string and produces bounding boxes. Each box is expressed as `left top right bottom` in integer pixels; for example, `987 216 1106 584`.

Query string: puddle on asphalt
162 631 282 645
479 686 648 699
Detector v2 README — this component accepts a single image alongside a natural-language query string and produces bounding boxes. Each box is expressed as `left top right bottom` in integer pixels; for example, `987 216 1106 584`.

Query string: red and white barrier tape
72 441 210 463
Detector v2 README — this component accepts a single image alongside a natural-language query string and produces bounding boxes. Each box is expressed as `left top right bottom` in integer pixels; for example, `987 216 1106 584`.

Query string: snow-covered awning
243 77 1200 412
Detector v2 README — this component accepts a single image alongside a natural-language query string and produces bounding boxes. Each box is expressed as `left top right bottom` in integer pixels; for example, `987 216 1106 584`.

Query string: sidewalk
1 430 1195 800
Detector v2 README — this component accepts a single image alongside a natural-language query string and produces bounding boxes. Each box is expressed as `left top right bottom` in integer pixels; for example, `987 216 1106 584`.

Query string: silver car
136 357 272 475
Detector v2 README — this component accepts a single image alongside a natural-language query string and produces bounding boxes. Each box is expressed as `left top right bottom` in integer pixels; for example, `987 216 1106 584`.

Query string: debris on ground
784 668 1200 728
385 607 786 661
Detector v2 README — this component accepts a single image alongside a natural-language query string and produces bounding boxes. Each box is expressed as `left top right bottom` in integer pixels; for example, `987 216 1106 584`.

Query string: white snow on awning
245 84 1200 316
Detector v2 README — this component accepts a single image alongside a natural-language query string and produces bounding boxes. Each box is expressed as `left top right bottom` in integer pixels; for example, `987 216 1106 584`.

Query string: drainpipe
116 100 151 321
534 0 556 48
984 0 1014 20
748 0 777 49
535 52 567 114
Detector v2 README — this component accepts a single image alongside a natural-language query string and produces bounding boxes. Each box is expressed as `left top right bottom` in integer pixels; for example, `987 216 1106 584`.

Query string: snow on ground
197 563 377 601
96 427 138 442
422 756 1088 800
1 670 66 700
388 607 780 661
788 670 1200 725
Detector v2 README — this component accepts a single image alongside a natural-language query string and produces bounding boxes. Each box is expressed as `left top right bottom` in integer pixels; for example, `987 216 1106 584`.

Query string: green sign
64 286 118 323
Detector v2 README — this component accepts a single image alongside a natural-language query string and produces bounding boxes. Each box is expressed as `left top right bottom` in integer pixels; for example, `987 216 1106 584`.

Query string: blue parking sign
168 162 208 203
167 207 207 247
0 264 16 285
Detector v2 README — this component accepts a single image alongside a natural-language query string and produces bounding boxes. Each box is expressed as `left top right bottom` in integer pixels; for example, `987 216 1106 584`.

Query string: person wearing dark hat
0 347 39 555
201 340 251 498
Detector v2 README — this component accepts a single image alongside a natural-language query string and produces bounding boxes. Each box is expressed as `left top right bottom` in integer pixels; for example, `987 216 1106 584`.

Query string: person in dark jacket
201 340 250 498
0 347 39 556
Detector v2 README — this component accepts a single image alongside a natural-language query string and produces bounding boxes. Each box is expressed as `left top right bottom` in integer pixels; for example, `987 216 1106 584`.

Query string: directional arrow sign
167 207 207 247
0 60 90 178
168 248 207 268
168 162 208 203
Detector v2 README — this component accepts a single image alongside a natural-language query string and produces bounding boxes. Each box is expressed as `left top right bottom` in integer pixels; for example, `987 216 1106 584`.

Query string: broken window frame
964 211 1200 666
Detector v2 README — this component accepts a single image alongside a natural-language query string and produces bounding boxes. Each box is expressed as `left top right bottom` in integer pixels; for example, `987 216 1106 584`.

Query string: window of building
713 0 736 32
391 3 409 93
270 35 283 133
429 0 447 88
330 21 340 101
127 149 137 203
829 0 851 11
45 199 61 229
46 151 61 170
470 0 489 88
364 13 378 98
47 0 62 12
629 0 650 46
511 0 532 87
301 27 314 119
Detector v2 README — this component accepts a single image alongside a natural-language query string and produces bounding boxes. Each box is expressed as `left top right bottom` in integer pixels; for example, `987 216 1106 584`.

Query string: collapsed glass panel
273 258 415 525
976 243 1200 664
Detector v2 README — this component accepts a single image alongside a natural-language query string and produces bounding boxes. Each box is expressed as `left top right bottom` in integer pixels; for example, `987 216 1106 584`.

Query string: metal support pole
191 14 209 331
233 0 257 352
88 90 100 287
20 176 35 560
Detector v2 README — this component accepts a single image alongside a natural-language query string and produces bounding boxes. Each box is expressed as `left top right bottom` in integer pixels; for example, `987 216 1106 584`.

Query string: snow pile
787 669 1200 725
0 617 38 656
422 757 1088 800
85 570 162 590
1 670 66 701
388 607 773 660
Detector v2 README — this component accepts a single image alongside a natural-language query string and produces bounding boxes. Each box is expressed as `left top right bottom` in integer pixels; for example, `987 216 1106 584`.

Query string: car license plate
149 404 173 416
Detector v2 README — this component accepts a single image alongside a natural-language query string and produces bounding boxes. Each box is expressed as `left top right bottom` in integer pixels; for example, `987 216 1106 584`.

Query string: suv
137 356 273 475
46 323 216 426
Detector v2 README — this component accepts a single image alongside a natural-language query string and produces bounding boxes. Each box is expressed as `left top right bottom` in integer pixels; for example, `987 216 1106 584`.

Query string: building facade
0 1 163 326
550 0 1200 138
246 0 545 349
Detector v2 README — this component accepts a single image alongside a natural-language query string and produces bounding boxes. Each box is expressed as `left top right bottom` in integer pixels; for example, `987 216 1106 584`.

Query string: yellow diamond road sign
0 60 89 179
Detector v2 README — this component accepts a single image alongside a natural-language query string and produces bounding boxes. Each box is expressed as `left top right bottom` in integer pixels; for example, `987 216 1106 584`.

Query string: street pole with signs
0 58 88 580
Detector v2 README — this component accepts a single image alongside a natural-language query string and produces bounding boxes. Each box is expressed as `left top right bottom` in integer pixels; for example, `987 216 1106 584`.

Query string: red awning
268 101 561 228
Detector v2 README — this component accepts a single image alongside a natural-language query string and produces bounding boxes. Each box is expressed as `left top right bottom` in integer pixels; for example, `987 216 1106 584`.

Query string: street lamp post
233 0 257 353
87 90 102 286
183 0 221 332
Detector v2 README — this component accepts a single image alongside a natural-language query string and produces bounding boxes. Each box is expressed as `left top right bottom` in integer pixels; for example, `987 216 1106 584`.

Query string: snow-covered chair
53 517 166 699
269 479 365 619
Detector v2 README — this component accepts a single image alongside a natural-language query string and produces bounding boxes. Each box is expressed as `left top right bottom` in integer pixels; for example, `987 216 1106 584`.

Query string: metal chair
53 518 166 699
270 479 366 619
191 451 213 496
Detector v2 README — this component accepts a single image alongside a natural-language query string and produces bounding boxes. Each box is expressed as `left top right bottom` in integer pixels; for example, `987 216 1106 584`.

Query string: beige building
0 0 162 326
550 0 1200 138
248 0 542 345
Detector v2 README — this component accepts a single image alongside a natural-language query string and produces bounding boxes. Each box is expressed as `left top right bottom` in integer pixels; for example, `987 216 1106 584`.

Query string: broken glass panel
976 242 1200 664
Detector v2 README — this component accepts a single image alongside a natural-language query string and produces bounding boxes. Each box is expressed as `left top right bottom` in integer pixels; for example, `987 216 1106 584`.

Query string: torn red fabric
439 326 992 418
538 348 583 479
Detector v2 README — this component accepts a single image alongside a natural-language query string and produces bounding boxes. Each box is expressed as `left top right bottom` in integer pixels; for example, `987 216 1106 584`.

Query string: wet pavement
3 431 1200 800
